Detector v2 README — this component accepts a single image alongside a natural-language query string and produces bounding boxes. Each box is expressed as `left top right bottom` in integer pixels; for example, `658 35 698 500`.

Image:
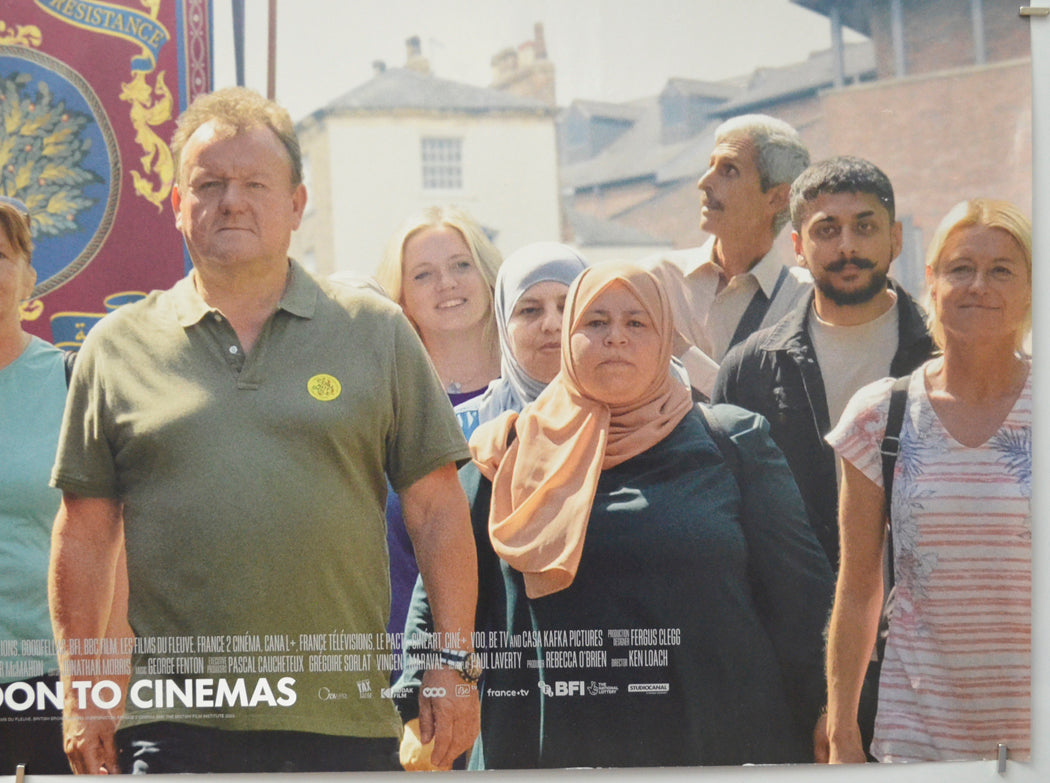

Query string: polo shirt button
228 345 239 355
213 313 222 322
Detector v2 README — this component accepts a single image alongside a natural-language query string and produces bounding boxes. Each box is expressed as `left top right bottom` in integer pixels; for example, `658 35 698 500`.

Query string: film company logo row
379 684 484 699
372 681 670 700
539 681 669 697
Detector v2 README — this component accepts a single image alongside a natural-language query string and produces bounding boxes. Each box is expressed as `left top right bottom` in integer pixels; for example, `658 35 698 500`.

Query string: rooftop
303 66 555 123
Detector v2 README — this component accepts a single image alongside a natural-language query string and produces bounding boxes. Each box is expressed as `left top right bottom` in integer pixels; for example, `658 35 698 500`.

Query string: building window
421 137 463 190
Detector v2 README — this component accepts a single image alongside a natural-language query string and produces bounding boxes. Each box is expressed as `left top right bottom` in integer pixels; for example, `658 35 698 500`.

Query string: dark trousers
0 675 70 775
115 722 400 774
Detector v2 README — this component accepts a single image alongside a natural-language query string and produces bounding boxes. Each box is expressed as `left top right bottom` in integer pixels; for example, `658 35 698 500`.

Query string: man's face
171 121 306 272
793 190 901 306
696 132 778 242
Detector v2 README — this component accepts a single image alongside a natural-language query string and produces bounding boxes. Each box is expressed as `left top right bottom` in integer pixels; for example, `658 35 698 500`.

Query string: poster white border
8 3 1045 782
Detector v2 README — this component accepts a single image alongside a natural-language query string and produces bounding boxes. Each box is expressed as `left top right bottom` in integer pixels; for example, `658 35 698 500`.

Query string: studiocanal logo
627 683 669 694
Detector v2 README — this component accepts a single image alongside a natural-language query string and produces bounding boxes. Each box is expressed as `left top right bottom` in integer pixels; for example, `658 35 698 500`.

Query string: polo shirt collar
172 258 318 328
277 259 318 318
171 273 211 327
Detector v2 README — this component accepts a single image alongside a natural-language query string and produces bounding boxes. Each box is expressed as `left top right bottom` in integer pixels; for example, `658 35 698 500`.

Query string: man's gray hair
714 114 810 233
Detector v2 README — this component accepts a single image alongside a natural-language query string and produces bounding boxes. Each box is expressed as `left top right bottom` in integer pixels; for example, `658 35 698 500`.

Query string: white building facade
291 67 561 278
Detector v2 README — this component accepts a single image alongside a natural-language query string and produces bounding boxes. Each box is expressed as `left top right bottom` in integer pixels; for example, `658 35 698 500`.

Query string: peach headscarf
470 262 693 598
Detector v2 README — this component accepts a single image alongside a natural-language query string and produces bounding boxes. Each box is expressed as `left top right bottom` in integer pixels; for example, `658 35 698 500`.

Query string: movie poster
0 2 1040 780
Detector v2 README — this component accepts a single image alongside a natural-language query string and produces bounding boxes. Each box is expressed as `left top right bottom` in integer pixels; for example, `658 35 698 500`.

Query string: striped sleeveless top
828 362 1031 762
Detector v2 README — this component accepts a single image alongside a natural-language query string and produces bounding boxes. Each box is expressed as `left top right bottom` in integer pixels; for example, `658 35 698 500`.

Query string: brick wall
566 1 1032 266
867 0 1030 79
820 58 1031 253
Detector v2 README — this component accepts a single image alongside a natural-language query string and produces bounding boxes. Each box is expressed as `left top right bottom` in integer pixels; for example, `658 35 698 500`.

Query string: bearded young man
712 156 935 572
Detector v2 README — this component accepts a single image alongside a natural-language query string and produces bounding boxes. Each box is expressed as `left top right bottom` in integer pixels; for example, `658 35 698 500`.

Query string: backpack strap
879 374 911 591
880 375 910 511
726 264 789 353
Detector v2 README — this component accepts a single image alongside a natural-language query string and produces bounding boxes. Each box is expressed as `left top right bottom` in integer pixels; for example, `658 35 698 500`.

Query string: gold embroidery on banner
119 1 173 210
120 67 173 209
19 299 44 321
24 0 175 210
0 23 43 47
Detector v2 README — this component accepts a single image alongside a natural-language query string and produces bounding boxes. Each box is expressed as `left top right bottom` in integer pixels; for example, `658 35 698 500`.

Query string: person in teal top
0 196 71 773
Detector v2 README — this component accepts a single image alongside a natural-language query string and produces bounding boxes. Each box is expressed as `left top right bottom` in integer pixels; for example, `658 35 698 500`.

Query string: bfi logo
554 680 584 696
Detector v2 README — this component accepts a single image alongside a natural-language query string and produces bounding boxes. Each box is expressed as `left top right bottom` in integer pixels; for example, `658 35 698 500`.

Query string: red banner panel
1 0 212 347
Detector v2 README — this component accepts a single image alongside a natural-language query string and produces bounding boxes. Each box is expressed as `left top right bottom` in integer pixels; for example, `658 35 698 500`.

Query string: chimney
490 48 518 82
533 22 547 59
489 22 556 106
405 35 430 74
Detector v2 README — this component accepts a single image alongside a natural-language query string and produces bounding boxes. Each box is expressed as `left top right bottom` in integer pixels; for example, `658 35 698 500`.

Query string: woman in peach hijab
451 262 833 769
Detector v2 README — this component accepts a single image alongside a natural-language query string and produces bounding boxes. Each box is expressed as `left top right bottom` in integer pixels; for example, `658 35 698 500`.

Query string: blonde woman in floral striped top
824 199 1032 763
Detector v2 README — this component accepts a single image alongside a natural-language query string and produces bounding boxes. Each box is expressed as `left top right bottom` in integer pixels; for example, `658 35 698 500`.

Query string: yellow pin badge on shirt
308 374 341 401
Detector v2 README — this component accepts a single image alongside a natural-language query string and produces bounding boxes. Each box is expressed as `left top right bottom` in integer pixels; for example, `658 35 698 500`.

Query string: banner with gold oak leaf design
1 0 212 347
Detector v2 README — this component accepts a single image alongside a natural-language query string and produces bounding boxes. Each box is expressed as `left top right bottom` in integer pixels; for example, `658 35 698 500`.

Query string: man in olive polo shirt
48 88 480 774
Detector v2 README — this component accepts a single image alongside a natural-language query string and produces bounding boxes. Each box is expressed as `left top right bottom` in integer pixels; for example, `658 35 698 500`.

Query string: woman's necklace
443 363 495 395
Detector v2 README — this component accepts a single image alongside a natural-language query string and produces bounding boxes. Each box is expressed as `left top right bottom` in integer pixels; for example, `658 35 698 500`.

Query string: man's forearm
48 493 128 774
49 494 127 684
401 463 477 645
400 463 481 766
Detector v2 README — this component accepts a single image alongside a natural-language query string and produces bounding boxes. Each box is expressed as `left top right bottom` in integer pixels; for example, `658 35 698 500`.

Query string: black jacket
711 282 935 570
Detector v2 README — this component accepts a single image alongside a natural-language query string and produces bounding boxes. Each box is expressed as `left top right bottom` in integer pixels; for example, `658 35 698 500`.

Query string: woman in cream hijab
465 262 834 768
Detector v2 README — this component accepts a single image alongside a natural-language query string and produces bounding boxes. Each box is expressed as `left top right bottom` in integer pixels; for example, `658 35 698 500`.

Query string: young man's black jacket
711 281 936 571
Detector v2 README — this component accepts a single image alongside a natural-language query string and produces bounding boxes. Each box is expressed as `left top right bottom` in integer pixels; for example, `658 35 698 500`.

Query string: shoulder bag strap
879 374 911 588
726 264 789 353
